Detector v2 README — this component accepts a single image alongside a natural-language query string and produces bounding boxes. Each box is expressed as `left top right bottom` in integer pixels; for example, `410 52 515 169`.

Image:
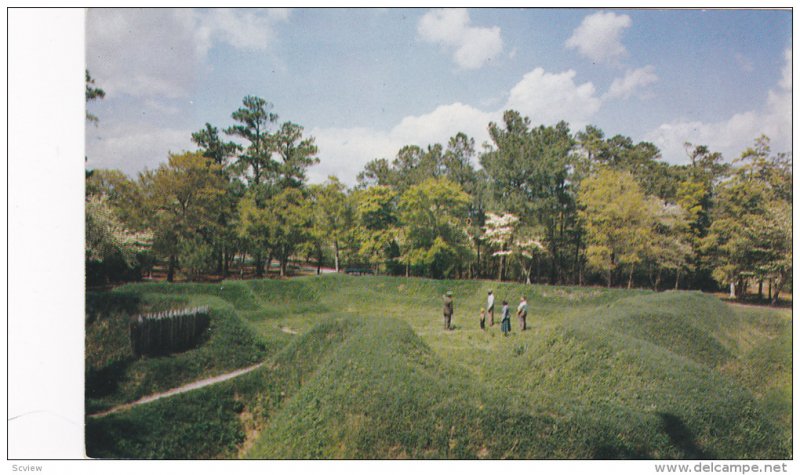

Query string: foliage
482 112 579 284
269 187 312 276
225 95 279 188
273 121 320 189
702 136 792 300
87 94 791 296
398 177 472 278
139 152 226 281
85 69 105 124
306 177 353 272
191 122 241 166
86 194 152 267
351 185 399 270
578 168 656 287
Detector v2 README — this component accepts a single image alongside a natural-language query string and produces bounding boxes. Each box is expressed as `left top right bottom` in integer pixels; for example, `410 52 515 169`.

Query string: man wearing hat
442 291 454 330
517 296 528 331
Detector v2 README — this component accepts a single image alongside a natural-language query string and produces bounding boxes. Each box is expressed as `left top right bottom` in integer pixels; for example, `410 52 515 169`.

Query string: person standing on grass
479 307 486 330
517 296 528 331
501 300 511 336
443 291 454 330
486 290 495 326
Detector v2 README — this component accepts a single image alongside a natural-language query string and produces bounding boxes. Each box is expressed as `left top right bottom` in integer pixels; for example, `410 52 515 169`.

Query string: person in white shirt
486 290 495 326
517 296 528 331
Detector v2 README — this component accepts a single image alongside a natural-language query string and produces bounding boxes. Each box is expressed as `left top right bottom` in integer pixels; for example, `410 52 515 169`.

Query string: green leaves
398 178 472 278
578 168 656 286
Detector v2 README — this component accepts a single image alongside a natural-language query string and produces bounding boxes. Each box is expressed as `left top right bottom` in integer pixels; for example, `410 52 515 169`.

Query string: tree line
86 83 792 303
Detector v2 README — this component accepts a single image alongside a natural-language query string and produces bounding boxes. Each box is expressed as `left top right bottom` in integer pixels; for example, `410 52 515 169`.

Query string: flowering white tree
483 212 546 282
86 194 152 267
483 212 517 281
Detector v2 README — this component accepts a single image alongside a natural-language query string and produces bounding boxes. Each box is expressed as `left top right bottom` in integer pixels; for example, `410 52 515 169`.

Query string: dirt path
88 362 265 419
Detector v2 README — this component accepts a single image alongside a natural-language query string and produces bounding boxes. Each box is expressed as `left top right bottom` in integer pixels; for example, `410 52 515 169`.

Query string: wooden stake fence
130 306 211 357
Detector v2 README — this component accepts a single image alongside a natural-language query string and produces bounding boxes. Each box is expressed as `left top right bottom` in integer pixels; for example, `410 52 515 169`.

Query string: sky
85 7 792 186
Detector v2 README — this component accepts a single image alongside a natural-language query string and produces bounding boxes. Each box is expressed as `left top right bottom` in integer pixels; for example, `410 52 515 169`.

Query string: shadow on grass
86 357 134 400
658 412 711 459
86 416 147 459
592 444 652 459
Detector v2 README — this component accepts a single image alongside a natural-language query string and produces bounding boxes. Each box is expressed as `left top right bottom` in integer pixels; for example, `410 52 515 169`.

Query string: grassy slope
85 274 792 459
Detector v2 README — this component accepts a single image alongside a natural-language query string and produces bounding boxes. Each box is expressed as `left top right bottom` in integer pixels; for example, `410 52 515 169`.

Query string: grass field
85 274 792 459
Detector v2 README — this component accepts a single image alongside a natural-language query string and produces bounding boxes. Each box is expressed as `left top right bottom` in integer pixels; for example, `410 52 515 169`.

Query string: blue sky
85 8 792 185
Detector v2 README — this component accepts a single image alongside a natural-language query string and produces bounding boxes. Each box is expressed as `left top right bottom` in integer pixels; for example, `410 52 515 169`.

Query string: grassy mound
86 275 792 459
86 316 358 458
85 285 270 414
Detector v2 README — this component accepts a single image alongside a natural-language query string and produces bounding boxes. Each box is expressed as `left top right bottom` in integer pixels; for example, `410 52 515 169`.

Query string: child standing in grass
501 300 511 336
479 307 486 330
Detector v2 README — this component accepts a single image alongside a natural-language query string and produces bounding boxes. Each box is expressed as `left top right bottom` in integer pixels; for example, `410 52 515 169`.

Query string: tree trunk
265 252 273 278
758 280 763 301
654 268 662 291
334 241 340 273
222 249 230 277
576 242 583 286
280 255 287 277
768 279 773 301
167 254 176 283
475 241 481 279
674 268 681 290
498 254 505 282
771 273 785 306
255 251 264 278
627 266 634 289
729 281 736 299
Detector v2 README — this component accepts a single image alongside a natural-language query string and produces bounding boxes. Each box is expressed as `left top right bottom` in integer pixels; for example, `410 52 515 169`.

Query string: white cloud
418 8 503 70
309 127 399 185
392 102 495 146
204 8 288 51
646 49 791 164
87 9 205 98
505 68 602 128
86 8 288 99
603 65 658 100
565 11 631 64
86 122 194 175
312 66 607 185
311 103 496 186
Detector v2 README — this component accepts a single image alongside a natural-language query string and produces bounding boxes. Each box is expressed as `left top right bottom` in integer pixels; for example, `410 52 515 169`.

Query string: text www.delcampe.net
655 463 789 474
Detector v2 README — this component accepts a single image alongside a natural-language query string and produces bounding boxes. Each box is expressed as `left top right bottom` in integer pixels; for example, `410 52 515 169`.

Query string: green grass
86 274 792 459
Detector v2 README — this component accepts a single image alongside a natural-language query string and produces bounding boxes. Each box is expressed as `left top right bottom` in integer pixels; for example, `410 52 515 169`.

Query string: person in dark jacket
443 291 454 330
501 300 511 336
